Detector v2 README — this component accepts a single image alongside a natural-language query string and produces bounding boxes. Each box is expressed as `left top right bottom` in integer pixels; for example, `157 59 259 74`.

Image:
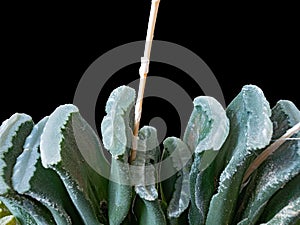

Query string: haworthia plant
206 85 273 225
101 86 136 225
1 84 300 225
12 117 82 225
40 104 109 225
184 96 230 225
236 100 300 225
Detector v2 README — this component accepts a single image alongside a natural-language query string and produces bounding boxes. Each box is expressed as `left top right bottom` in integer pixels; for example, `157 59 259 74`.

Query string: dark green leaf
184 96 229 225
132 126 166 225
206 85 273 225
40 104 109 225
12 117 83 225
108 158 132 225
134 196 166 225
237 100 300 225
258 173 300 224
0 113 55 224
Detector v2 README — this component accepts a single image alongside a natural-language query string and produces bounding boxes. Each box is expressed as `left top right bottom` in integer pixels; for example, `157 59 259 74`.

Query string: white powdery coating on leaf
40 104 78 168
0 113 32 194
261 197 300 225
12 117 48 193
193 96 230 153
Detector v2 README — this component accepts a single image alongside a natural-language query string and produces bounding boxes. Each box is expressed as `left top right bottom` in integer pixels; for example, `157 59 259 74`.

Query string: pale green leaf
184 96 229 225
161 137 192 219
132 126 160 201
101 86 136 158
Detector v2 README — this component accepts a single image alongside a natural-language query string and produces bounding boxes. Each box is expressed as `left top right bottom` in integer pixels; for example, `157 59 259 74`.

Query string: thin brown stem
130 0 161 163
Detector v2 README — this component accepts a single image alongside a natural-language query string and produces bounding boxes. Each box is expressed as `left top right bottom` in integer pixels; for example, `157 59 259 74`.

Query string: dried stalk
130 0 161 163
242 122 300 184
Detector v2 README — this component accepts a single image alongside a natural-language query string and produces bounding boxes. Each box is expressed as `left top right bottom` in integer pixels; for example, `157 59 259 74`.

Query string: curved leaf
184 96 229 171
183 96 229 225
101 86 136 158
160 137 192 219
0 114 54 224
206 85 273 225
258 173 300 224
132 126 160 201
40 104 108 225
0 113 33 195
12 117 82 225
108 158 132 225
237 100 300 225
134 196 166 225
132 126 166 225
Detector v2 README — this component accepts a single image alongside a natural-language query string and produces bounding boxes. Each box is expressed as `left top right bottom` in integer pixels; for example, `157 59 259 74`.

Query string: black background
1 2 299 138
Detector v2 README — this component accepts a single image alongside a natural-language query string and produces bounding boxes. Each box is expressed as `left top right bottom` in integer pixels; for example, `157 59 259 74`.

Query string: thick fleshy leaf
259 197 300 225
132 126 160 201
40 104 109 225
184 96 229 171
0 114 55 225
108 158 132 225
101 86 136 158
0 113 33 194
132 126 166 225
237 100 300 225
184 96 229 225
102 86 136 225
160 137 192 219
258 173 300 224
134 196 167 225
12 117 82 225
206 85 273 225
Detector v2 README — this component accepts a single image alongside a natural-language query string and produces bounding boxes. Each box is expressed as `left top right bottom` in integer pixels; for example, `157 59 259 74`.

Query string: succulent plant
0 84 299 225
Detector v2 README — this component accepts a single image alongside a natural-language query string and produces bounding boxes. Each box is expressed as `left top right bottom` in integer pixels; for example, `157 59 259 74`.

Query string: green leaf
0 114 56 225
0 113 33 195
134 196 166 225
40 104 109 225
132 126 160 201
184 96 229 171
259 197 300 225
206 85 273 225
237 100 300 225
183 96 229 225
12 117 83 225
132 126 166 225
160 137 192 219
101 86 136 225
101 86 136 158
258 173 300 224
108 158 132 225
